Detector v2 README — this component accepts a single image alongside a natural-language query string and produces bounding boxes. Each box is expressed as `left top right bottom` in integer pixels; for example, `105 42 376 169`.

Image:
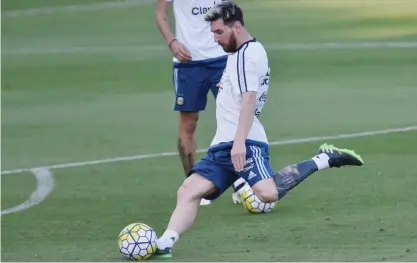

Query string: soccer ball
240 186 277 213
118 223 157 260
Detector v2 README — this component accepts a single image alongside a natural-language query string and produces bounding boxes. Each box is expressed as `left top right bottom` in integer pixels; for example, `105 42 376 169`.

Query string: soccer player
155 0 248 206
154 1 364 258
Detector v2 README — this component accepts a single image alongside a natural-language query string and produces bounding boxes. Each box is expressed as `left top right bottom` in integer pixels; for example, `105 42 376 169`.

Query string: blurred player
155 0 248 206
154 1 364 258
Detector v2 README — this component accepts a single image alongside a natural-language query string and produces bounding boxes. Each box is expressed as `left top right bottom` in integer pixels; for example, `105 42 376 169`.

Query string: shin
157 173 217 249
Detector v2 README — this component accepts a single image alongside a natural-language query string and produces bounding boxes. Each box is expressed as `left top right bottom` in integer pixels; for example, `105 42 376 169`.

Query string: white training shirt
210 39 271 147
167 0 227 62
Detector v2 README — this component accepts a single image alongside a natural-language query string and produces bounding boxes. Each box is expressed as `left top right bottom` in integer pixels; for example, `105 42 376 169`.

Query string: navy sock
274 160 318 200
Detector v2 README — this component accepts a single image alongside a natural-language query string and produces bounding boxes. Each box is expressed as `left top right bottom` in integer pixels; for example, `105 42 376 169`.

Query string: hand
169 40 192 62
231 141 246 172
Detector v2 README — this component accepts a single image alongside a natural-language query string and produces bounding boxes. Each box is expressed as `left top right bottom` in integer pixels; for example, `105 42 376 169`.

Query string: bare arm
231 91 257 172
234 92 257 143
155 0 191 61
155 0 175 45
231 52 265 171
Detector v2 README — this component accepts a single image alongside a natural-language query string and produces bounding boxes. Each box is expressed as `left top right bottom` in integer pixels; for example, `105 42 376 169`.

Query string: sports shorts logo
177 96 184 105
248 171 257 180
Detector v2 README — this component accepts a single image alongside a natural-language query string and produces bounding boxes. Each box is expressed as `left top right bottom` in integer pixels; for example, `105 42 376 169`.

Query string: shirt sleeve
235 47 263 94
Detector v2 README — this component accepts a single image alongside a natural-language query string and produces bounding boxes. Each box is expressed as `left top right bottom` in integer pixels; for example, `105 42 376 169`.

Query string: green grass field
2 0 417 261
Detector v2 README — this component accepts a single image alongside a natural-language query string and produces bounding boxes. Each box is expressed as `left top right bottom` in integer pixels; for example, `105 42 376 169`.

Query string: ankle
156 230 179 249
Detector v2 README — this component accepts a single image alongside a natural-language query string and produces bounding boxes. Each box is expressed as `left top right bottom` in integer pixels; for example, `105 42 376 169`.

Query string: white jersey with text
167 0 228 62
211 39 271 147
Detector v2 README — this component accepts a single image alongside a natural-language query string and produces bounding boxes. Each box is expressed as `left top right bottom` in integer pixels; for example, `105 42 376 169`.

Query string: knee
254 188 278 203
179 112 199 135
177 178 201 203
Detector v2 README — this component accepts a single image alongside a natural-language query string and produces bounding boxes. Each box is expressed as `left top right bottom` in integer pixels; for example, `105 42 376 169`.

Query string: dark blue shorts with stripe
190 140 275 200
172 56 228 112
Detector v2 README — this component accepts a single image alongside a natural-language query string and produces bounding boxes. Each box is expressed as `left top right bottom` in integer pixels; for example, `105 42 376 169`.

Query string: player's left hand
231 141 246 172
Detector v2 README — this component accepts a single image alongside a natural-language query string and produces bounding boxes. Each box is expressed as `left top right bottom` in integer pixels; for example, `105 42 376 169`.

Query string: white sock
311 153 330 170
156 230 179 249
233 177 246 190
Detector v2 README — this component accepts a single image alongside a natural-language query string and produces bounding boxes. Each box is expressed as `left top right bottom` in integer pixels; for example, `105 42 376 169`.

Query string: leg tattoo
274 160 318 200
177 138 195 177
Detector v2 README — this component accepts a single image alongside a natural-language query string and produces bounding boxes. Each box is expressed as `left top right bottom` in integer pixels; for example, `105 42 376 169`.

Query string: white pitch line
265 41 417 50
1 126 416 176
1 168 55 215
3 42 417 55
1 0 155 18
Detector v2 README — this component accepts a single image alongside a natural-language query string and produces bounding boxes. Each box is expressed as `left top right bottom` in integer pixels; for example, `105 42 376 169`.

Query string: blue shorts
173 56 228 112
190 140 275 200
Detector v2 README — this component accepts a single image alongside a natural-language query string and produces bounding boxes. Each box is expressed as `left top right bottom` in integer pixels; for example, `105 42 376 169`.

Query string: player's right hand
231 141 246 172
169 40 192 62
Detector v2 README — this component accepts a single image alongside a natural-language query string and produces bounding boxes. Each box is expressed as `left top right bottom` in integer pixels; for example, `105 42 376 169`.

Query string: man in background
155 0 247 206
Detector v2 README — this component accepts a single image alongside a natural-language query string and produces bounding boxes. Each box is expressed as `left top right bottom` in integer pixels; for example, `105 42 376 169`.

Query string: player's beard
220 33 238 53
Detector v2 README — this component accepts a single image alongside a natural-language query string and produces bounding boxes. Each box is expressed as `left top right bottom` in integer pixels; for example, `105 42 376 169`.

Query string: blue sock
274 160 318 200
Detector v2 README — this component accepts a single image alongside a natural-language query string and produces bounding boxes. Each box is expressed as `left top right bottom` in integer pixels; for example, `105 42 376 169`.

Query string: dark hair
205 1 244 26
